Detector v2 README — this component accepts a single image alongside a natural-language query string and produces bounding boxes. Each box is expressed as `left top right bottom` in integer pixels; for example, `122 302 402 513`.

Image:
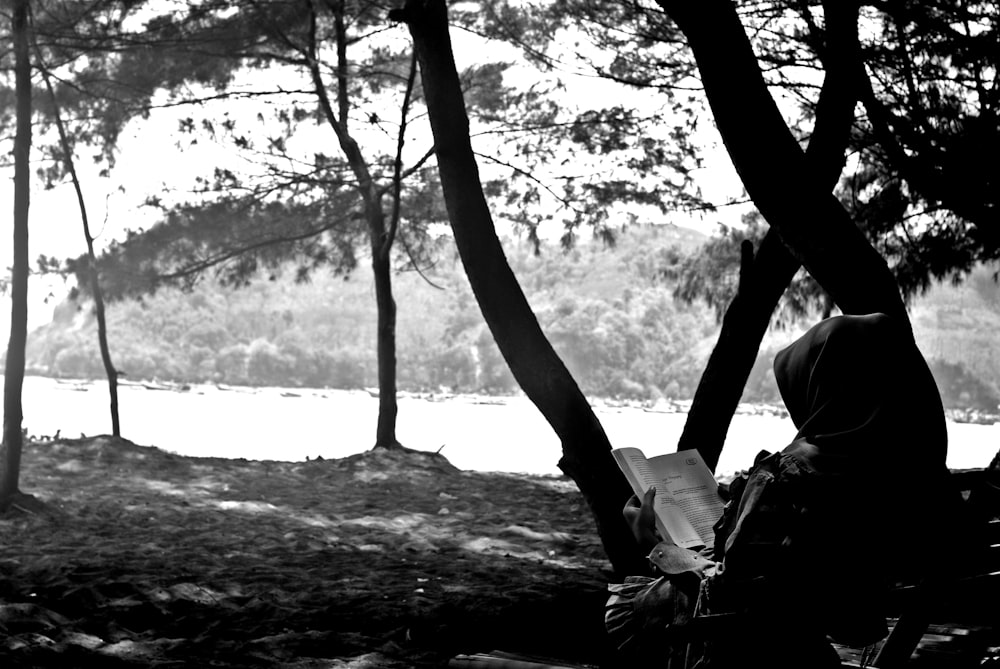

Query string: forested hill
16 224 1000 412
909 271 1000 413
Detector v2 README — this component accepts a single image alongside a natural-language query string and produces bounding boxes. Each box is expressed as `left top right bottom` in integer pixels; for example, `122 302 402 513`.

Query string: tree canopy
643 1 998 308
19 0 709 297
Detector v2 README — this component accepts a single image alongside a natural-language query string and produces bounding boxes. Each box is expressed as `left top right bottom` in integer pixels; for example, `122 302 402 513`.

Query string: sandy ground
0 436 617 668
3 436 997 668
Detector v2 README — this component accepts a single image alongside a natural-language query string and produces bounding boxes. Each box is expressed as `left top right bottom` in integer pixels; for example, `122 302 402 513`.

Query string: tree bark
38 60 121 437
396 0 648 575
1 0 32 509
675 0 862 472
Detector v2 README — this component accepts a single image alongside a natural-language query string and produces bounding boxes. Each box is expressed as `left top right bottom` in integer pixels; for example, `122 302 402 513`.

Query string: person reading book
610 446 726 551
606 313 965 668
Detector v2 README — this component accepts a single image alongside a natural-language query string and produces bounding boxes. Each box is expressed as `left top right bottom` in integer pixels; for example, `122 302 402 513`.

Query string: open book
612 447 725 550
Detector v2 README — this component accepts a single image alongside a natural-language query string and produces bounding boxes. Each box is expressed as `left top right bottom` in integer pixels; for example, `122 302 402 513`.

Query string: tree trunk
657 0 912 331
38 61 121 437
675 0 861 472
306 1 401 449
668 0 945 479
676 233 800 472
397 0 648 576
370 207 401 449
91 273 120 436
1 0 32 509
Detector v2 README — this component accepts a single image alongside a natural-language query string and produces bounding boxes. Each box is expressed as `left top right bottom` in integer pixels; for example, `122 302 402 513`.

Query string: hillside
20 225 718 400
910 268 1000 412
12 224 1000 412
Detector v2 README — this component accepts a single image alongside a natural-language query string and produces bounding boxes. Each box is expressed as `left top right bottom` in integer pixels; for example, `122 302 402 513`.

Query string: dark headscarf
764 314 958 645
773 312 947 476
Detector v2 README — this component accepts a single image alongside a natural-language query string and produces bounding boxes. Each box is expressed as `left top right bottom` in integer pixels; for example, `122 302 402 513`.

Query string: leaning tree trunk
395 0 648 576
1 0 32 510
38 62 121 437
663 0 945 475
657 0 912 331
675 0 862 472
86 251 121 437
676 233 800 472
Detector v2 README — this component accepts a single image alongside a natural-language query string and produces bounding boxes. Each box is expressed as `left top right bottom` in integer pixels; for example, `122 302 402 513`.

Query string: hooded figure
773 312 947 475
608 314 961 667
716 313 955 647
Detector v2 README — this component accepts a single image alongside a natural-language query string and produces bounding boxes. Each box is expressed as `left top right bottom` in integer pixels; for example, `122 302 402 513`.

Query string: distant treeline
24 227 718 400
15 226 1000 411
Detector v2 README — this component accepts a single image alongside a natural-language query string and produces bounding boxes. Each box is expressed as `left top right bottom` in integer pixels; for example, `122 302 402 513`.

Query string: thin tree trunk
38 61 120 437
675 0 861 472
396 0 648 576
306 0 401 448
371 224 401 449
1 0 32 509
374 49 419 449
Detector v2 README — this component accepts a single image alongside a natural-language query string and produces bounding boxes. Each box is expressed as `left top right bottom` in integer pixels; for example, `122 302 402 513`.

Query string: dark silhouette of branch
386 49 419 256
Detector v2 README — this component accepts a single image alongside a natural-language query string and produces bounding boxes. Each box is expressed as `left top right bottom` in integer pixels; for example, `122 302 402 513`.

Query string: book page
649 451 726 548
611 448 704 549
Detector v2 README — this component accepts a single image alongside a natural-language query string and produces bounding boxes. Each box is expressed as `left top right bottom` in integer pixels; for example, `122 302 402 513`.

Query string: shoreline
12 374 999 479
30 373 1000 426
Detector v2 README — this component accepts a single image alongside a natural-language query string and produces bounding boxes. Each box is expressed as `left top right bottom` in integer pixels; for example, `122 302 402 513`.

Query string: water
10 375 999 478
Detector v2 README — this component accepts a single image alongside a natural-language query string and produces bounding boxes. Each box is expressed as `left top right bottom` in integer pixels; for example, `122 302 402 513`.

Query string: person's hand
623 487 661 554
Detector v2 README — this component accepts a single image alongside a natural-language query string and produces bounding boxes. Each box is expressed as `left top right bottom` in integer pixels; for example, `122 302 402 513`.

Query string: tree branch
386 49 418 257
